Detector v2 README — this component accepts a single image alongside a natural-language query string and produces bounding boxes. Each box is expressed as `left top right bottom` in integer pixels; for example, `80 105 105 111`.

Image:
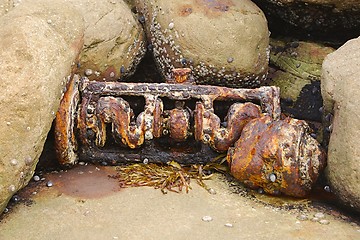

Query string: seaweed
111 154 228 194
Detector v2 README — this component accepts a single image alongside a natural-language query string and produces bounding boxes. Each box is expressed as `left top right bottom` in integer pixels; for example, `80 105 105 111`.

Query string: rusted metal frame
79 79 281 120
58 76 281 165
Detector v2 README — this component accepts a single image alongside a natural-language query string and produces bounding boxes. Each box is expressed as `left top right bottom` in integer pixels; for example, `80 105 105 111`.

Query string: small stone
46 181 53 187
319 219 330 225
311 217 320 222
227 57 234 63
224 223 233 228
202 216 213 222
314 212 325 219
84 69 93 76
296 214 308 221
143 158 149 164
78 161 85 166
168 22 174 30
207 188 216 195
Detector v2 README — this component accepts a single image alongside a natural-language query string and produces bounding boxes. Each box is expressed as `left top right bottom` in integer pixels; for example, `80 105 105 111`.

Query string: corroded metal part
54 75 80 165
194 102 262 152
227 116 326 197
168 68 193 84
56 74 280 165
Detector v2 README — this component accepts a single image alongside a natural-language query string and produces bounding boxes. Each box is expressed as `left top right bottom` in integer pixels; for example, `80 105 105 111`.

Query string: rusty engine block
54 70 325 197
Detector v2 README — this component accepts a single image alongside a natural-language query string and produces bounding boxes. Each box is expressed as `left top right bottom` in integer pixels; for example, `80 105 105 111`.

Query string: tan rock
137 0 269 87
322 36 360 212
0 0 19 17
67 0 146 81
0 1 84 213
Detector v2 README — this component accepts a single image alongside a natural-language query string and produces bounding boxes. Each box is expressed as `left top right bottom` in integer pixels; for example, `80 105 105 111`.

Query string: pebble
78 161 85 166
296 214 308 221
314 212 325 219
33 175 40 182
319 219 330 225
227 57 234 63
207 188 216 195
143 158 149 164
224 223 233 228
202 216 213 222
168 22 174 30
311 217 319 222
46 181 53 187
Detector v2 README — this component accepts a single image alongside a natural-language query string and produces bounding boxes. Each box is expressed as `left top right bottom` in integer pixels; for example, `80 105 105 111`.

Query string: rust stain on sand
50 165 121 199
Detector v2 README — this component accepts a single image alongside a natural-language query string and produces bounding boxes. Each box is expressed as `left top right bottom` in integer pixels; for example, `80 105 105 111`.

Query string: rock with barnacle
70 0 147 81
0 0 84 213
136 0 270 87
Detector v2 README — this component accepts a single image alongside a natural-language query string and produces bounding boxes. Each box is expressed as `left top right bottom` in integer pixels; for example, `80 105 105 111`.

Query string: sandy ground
0 164 359 240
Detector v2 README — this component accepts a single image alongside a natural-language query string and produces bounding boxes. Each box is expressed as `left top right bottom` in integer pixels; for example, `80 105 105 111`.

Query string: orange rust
96 96 145 149
168 108 190 141
228 116 326 197
172 68 192 84
179 4 193 17
54 75 80 165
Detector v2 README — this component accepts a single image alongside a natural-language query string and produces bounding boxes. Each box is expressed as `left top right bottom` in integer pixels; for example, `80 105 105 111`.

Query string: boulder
0 1 84 213
68 0 147 81
136 0 269 87
269 39 334 122
322 36 360 211
252 0 360 40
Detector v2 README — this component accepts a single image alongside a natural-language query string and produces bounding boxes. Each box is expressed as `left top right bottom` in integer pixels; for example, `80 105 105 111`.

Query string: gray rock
253 0 360 39
0 1 85 213
137 0 269 87
322 36 360 212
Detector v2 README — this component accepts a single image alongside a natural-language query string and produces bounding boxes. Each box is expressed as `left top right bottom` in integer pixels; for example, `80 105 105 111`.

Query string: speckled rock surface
269 39 334 121
68 0 146 81
137 0 269 87
0 1 84 214
322 36 360 212
253 0 360 39
0 0 19 17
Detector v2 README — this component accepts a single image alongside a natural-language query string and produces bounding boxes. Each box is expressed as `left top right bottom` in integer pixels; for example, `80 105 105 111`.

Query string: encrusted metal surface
54 71 326 197
227 116 326 197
